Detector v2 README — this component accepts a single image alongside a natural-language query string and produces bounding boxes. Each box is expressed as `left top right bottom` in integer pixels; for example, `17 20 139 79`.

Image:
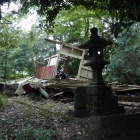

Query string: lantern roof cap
79 27 112 50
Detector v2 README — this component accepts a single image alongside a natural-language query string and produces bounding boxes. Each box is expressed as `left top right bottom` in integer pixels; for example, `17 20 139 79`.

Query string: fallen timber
118 96 140 103
115 88 140 95
42 78 91 89
2 76 140 105
110 85 140 110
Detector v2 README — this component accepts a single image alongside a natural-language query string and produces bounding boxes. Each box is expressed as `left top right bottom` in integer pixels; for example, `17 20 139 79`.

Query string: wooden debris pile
0 77 91 102
29 78 91 102
111 84 140 112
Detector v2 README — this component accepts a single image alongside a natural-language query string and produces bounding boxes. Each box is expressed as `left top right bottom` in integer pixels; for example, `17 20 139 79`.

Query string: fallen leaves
0 96 88 139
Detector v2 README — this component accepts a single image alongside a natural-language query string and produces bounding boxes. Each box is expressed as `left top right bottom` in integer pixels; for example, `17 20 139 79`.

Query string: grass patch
0 94 10 110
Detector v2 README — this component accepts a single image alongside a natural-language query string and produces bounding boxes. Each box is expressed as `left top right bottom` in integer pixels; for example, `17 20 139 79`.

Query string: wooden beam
45 38 85 51
116 88 140 95
118 96 140 102
44 54 58 61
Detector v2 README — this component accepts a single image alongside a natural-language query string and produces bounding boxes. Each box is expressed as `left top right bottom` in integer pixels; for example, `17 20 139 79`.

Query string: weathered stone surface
86 85 112 96
76 113 140 140
93 106 124 116
74 87 86 110
74 87 89 117
93 96 118 107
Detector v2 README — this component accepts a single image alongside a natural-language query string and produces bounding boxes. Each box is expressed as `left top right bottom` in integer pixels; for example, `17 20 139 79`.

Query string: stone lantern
80 27 110 85
74 28 124 116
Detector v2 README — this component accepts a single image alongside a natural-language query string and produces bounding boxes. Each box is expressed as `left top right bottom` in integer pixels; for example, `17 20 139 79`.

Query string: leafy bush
16 126 52 140
0 118 52 140
106 23 140 84
0 94 9 110
0 118 14 140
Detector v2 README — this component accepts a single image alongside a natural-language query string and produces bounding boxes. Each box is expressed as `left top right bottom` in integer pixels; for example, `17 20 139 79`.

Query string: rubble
0 77 91 102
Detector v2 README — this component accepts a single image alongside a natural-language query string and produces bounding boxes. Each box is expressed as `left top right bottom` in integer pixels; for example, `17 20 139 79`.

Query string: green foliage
0 117 52 140
67 58 80 77
0 118 14 140
15 0 140 28
0 16 21 50
106 22 140 84
11 45 34 77
1 1 140 39
0 20 57 80
16 126 52 140
34 128 52 140
53 5 112 43
0 13 23 81
0 94 9 110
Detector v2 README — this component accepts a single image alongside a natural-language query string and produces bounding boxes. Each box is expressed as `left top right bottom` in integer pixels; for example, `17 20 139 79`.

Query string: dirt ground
0 95 140 140
0 95 88 140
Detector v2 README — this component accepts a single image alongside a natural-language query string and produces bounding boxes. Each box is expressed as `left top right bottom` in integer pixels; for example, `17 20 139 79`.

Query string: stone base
74 109 91 117
86 84 112 96
76 113 140 140
93 105 124 116
87 95 118 108
85 84 124 116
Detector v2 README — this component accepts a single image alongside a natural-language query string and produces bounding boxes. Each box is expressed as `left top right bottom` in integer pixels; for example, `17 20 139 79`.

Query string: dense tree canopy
51 5 114 43
1 0 140 24
0 0 139 39
106 22 140 84
1 0 138 38
17 0 140 21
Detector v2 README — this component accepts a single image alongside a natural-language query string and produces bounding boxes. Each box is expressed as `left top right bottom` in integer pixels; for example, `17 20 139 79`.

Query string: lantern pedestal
86 84 124 116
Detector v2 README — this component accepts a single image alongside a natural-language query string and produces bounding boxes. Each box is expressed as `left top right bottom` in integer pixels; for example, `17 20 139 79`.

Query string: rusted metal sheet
43 65 55 79
38 65 55 79
38 67 44 79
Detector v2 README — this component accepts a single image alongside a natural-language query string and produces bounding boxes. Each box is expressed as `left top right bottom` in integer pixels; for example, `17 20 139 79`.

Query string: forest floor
0 95 90 140
0 95 140 140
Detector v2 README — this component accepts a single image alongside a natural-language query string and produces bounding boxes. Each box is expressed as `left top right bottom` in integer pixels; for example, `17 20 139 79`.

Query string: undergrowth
0 94 10 110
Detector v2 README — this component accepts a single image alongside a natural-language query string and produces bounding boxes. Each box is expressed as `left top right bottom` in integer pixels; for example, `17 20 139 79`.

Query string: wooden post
77 50 85 79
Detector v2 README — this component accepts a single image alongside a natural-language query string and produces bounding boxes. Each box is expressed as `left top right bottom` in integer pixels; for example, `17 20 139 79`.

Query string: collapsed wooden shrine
37 38 92 81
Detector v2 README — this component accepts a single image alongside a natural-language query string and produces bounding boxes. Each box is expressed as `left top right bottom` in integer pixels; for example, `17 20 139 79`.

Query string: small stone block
74 87 86 110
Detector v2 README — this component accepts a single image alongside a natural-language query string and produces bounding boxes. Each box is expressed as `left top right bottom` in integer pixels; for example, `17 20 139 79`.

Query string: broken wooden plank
45 38 80 50
118 96 140 102
51 92 64 97
44 83 89 89
115 88 140 95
